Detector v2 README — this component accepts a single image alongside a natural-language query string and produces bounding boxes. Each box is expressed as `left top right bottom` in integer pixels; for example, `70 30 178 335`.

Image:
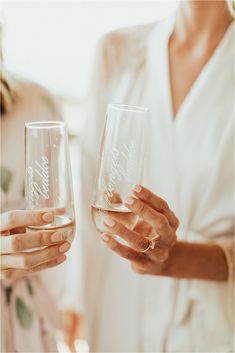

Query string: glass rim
108 103 148 114
25 121 65 129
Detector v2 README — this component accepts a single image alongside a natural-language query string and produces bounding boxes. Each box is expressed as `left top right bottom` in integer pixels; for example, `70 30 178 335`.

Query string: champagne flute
25 121 75 242
91 104 147 244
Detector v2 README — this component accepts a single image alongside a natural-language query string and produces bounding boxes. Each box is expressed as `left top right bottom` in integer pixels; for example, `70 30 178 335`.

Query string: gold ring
141 234 161 253
141 237 153 253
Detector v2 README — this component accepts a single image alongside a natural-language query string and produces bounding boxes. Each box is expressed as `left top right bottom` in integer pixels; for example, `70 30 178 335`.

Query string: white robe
76 15 234 352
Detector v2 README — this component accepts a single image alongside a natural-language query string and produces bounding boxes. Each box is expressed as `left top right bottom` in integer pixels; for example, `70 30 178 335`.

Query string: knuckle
165 231 177 247
45 259 56 268
119 225 129 238
168 211 179 228
146 193 157 208
12 236 21 252
41 262 50 270
142 188 150 201
131 260 149 273
29 267 36 273
7 211 17 227
109 241 119 252
30 211 41 225
135 201 146 214
125 251 134 261
143 261 153 275
114 222 123 233
136 237 148 250
22 255 31 270
157 216 167 232
159 200 169 211
52 245 60 256
38 231 47 245
171 233 177 245
156 248 169 262
174 217 180 228
131 263 142 274
156 194 169 210
42 247 51 259
1 269 13 280
28 265 41 274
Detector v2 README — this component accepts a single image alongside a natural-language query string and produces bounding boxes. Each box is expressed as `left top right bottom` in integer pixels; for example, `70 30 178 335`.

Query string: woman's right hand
0 209 71 282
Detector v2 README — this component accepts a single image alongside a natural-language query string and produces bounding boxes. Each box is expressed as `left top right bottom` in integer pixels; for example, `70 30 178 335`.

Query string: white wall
1 0 179 99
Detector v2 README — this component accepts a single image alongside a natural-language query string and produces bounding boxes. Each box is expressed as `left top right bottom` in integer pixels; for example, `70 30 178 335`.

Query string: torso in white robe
77 15 234 352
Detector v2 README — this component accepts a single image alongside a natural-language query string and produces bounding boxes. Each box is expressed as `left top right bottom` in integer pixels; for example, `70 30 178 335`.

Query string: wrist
157 242 179 277
157 241 228 281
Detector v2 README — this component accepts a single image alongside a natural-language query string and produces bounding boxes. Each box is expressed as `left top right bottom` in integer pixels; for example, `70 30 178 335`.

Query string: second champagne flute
25 121 75 242
91 103 147 244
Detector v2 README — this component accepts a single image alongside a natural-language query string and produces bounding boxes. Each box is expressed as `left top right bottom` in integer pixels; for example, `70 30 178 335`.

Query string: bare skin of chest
168 40 216 117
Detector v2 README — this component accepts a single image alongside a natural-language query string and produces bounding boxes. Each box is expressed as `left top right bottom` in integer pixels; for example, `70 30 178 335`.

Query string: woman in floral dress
0 62 71 352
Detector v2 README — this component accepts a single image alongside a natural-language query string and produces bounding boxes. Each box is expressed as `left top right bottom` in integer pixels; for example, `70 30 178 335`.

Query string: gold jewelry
141 237 155 253
141 234 160 253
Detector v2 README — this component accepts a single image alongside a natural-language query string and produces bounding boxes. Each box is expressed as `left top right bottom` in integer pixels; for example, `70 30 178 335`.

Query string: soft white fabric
76 16 234 352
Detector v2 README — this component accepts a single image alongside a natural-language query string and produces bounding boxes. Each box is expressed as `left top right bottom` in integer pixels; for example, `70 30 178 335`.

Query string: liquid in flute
27 215 75 243
91 203 138 237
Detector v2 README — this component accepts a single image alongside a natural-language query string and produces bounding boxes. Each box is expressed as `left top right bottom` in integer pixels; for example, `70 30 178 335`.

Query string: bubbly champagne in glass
91 104 147 244
25 121 75 242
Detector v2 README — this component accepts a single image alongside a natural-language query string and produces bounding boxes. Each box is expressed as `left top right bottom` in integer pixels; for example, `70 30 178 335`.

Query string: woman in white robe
76 1 234 351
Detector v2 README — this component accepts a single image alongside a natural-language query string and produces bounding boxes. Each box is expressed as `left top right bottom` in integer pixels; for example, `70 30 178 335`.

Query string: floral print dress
1 78 62 352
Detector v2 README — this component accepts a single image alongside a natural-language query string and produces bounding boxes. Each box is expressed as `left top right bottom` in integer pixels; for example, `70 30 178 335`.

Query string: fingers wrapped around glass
91 104 147 245
101 185 179 275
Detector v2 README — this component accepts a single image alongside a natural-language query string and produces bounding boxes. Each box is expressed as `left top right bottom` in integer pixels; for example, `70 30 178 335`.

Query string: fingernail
104 217 115 227
51 232 64 242
133 184 142 193
101 233 110 242
57 255 66 264
59 242 70 253
124 196 135 205
42 212 53 223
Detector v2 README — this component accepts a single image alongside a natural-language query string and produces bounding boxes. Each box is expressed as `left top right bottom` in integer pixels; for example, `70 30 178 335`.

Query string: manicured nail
133 184 142 193
42 212 53 223
59 242 70 253
101 233 110 242
51 232 64 242
57 255 66 264
124 196 135 205
104 217 115 227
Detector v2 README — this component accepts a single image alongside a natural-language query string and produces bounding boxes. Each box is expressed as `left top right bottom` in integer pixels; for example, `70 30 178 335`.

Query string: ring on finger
141 234 160 253
141 237 152 253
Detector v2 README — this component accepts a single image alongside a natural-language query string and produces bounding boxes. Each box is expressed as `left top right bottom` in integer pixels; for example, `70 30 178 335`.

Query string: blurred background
1 2 179 351
1 0 180 221
1 0 179 135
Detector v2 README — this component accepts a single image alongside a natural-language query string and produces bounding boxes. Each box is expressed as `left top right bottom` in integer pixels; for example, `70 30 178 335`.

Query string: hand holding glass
91 104 147 244
25 121 75 242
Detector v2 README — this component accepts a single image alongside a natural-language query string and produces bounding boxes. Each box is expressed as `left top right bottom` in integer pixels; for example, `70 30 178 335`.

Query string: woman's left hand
101 185 179 275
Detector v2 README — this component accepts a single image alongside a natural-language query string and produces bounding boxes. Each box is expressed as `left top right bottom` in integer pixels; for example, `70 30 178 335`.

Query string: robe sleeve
175 228 234 329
